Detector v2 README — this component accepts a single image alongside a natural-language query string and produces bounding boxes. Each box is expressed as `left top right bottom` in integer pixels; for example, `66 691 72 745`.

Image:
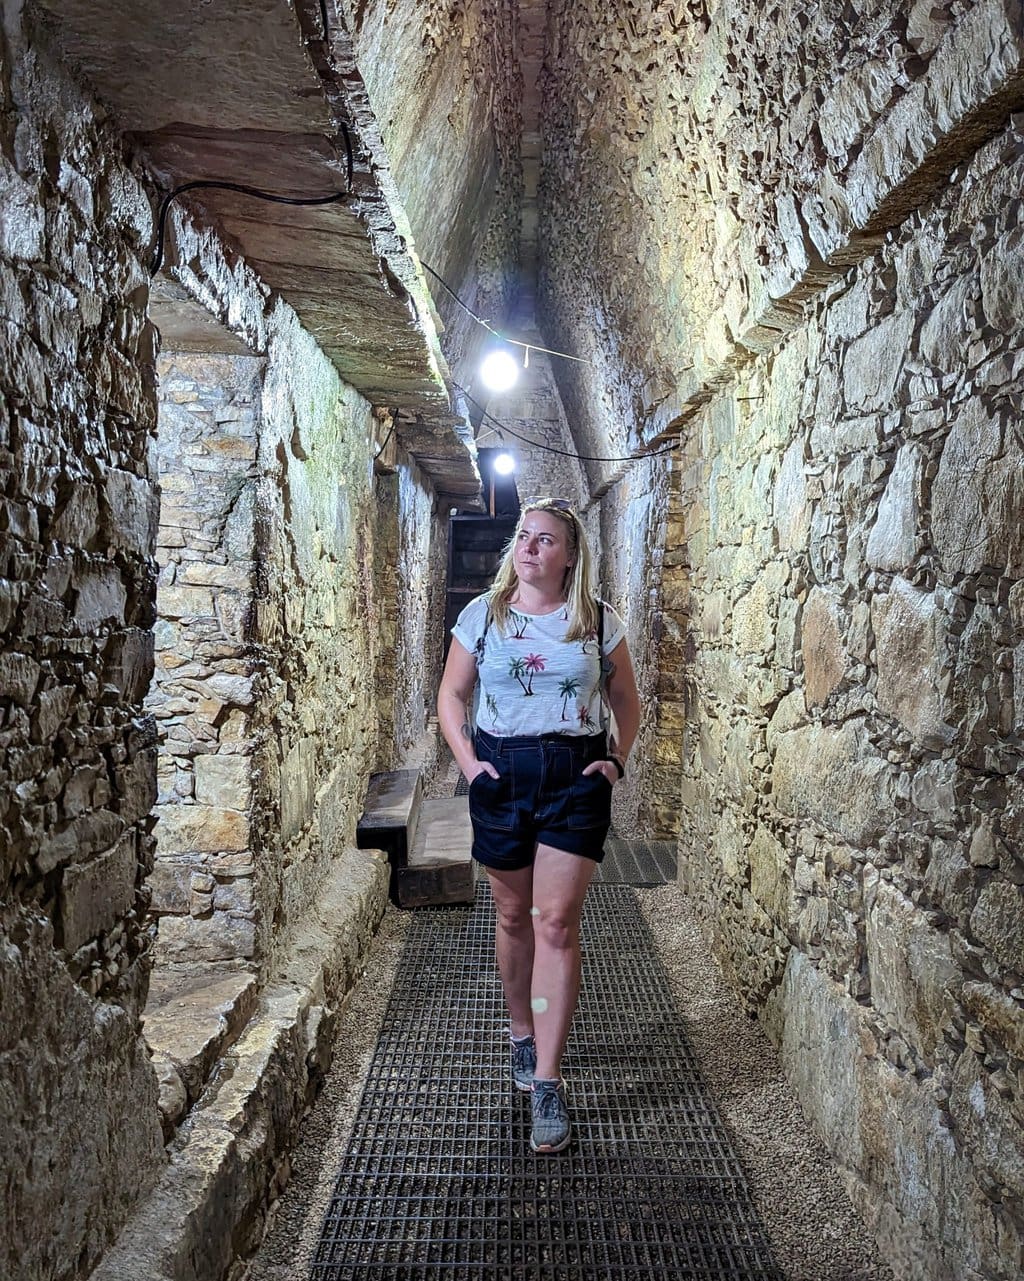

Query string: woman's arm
604 637 641 771
437 638 499 780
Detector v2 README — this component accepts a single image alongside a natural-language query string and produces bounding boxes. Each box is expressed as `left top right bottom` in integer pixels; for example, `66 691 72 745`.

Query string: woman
438 497 641 1154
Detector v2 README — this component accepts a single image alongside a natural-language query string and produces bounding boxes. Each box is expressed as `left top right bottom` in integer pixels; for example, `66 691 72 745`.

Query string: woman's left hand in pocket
582 759 618 784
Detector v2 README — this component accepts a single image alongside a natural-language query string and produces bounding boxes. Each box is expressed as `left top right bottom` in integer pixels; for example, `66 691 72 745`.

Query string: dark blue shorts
468 729 612 870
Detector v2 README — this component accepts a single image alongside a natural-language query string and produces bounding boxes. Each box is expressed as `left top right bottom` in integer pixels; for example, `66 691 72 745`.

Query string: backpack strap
596 598 616 737
473 601 493 666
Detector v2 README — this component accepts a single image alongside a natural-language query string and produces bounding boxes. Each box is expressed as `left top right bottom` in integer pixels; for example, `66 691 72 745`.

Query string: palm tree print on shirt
577 704 595 730
509 656 529 694
485 692 498 724
558 677 580 720
524 653 546 694
510 610 529 640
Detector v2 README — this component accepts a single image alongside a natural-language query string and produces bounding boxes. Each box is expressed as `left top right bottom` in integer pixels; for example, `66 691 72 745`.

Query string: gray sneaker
510 1034 536 1092
530 1078 571 1153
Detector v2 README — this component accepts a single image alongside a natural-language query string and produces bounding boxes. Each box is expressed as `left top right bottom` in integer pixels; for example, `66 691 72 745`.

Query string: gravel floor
243 883 893 1281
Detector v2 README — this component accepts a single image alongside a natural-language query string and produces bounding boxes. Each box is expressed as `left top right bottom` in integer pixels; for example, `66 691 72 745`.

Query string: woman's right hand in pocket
469 761 500 783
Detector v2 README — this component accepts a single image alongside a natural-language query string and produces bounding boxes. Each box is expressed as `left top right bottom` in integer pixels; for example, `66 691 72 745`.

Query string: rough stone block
950 1051 1024 1203
60 832 138 953
866 443 925 572
156 913 256 962
73 567 128 629
801 587 846 706
49 480 100 547
933 399 1024 577
103 629 154 704
157 584 216 619
143 968 258 1105
154 804 250 854
194 754 251 809
102 468 159 554
732 573 776 656
842 312 913 412
980 229 1024 334
748 824 789 923
772 439 809 551
179 563 253 590
771 720 896 847
961 981 1024 1061
280 737 317 845
871 578 950 745
866 880 959 1061
923 839 974 924
147 860 192 915
970 881 1024 975
0 651 41 706
919 275 976 370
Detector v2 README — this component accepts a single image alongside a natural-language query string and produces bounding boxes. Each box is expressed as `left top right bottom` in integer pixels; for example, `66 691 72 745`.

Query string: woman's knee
495 900 533 934
532 904 580 951
489 882 533 933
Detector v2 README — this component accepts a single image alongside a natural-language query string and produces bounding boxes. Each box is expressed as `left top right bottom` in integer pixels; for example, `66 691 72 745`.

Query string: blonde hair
487 498 599 642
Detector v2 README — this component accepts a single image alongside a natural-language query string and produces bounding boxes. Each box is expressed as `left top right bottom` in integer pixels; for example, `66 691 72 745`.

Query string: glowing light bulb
480 349 519 393
493 451 516 475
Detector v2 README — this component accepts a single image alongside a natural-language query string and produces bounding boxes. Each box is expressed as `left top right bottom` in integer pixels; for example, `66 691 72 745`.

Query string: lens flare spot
530 906 540 917
531 996 548 1014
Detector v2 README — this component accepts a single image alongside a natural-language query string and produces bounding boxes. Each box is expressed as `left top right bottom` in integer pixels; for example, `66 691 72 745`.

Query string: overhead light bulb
479 348 519 393
493 451 516 475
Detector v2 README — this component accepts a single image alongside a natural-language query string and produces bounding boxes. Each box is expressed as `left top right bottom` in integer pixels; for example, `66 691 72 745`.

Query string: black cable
339 122 353 190
421 262 589 365
373 418 396 460
149 177 352 275
454 382 678 464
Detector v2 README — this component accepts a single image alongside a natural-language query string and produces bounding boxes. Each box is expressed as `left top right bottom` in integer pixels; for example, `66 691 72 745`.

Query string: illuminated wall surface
1 3 1022 1279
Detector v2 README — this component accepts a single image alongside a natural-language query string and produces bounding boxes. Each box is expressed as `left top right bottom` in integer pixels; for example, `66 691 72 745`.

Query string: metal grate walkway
311 883 780 1280
593 837 675 886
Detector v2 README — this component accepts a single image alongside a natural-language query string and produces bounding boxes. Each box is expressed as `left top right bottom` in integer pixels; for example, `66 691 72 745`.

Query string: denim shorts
468 729 612 870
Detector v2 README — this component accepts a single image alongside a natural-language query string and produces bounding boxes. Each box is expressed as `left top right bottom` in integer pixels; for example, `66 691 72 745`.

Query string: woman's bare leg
485 863 536 1038
529 844 596 1080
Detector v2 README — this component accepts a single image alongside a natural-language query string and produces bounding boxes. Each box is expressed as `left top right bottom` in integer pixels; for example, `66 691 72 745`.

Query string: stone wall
675 120 1024 1279
541 0 1024 456
147 353 261 965
0 12 165 1280
539 3 1024 1275
155 212 449 975
338 0 522 383
0 12 456 1279
596 459 668 837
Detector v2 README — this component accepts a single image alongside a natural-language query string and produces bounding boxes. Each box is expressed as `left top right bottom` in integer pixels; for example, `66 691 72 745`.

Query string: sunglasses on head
524 495 575 514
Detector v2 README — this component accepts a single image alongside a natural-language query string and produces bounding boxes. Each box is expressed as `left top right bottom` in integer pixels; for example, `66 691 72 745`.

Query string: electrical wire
421 262 590 366
373 418 396 460
454 382 678 464
149 171 354 275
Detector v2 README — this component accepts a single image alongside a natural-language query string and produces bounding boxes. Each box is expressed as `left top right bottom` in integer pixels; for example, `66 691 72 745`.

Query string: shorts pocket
468 766 517 831
567 768 612 830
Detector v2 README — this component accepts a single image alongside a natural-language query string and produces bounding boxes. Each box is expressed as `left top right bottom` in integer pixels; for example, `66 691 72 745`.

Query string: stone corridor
245 873 892 1281
2 3 1024 1281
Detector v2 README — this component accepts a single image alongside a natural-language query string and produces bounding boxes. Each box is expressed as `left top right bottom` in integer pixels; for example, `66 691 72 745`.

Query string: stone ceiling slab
31 0 480 497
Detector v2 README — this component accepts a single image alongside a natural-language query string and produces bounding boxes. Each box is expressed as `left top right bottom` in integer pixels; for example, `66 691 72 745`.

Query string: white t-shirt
452 595 625 737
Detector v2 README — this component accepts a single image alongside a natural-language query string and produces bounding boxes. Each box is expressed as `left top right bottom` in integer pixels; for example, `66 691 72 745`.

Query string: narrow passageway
245 857 892 1280
5 7 1024 1281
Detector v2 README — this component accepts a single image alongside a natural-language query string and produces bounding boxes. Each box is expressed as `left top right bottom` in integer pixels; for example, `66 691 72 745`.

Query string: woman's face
514 509 575 590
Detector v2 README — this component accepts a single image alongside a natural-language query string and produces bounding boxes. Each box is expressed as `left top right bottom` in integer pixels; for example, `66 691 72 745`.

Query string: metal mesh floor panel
594 837 675 886
311 883 779 1280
